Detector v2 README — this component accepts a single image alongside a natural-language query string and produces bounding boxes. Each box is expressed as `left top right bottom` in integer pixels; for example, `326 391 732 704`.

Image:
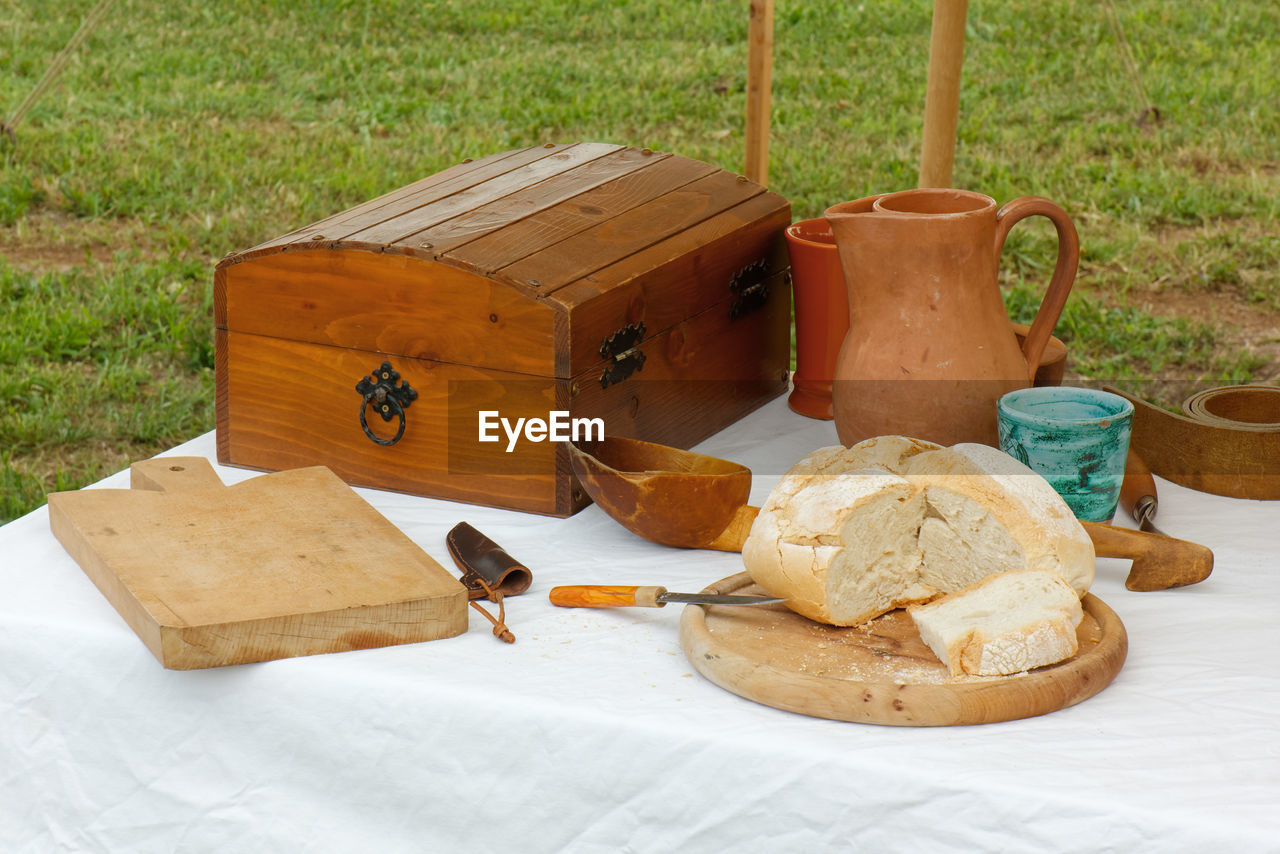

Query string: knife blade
549 585 785 609
1119 448 1166 535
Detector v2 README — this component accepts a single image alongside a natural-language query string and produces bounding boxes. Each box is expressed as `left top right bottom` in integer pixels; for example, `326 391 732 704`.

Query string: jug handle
994 196 1080 382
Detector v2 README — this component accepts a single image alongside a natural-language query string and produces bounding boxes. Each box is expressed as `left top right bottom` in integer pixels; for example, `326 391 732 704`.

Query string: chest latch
599 321 647 389
729 259 772 320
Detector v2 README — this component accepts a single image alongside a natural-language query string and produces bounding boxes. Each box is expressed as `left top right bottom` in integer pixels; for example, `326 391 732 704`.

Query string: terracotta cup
785 219 849 419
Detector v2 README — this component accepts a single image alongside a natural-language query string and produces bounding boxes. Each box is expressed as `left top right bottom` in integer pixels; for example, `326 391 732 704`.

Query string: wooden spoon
568 436 1212 591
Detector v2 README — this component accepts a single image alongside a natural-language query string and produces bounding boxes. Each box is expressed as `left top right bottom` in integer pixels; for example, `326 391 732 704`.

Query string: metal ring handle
354 360 416 447
359 392 406 446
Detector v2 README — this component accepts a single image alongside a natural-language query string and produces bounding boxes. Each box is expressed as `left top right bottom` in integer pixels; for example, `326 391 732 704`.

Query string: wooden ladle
568 436 1213 592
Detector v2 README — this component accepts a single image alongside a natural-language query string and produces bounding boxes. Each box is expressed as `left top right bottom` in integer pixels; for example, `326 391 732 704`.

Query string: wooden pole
744 0 774 186
918 0 968 188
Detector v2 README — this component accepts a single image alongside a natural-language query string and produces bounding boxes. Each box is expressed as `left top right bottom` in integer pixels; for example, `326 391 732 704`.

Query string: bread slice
909 569 1084 677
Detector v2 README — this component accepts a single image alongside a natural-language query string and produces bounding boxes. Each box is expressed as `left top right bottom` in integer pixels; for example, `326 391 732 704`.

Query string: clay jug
824 188 1078 446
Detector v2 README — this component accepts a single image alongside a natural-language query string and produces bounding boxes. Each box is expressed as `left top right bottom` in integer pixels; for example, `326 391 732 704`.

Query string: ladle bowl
567 436 758 551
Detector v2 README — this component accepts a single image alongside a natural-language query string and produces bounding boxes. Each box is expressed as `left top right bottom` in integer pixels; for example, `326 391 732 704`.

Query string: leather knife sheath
446 522 533 601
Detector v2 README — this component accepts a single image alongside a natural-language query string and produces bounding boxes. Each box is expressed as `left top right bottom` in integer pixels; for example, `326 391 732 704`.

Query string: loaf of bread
908 569 1084 677
741 437 1094 628
905 442 1094 596
740 437 942 626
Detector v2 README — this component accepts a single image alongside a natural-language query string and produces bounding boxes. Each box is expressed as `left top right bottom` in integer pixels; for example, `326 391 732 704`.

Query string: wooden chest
214 142 791 516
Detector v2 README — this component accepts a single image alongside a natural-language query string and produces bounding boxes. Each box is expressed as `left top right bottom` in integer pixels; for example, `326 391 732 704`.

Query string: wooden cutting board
48 457 468 669
678 573 1127 726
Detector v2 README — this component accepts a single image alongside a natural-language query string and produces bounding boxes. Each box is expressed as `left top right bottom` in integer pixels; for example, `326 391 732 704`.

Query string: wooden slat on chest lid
336 142 626 249
235 145 560 261
217 249 558 377
241 143 613 260
492 169 765 293
380 147 669 258
438 153 721 281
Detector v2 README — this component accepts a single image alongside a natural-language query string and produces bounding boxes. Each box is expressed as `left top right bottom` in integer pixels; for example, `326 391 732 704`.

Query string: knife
1119 448 1165 535
549 585 785 609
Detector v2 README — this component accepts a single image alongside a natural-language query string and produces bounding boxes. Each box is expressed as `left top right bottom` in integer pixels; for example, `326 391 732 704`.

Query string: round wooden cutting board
678 573 1127 726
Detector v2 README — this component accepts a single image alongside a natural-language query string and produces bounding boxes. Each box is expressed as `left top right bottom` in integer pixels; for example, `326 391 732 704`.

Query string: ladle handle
1081 521 1213 591
993 196 1079 382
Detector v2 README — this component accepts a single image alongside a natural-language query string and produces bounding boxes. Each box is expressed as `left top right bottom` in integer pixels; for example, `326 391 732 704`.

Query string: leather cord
446 522 532 644
468 575 514 644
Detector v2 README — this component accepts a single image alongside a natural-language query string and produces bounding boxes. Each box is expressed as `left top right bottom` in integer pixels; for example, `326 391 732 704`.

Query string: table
3 397 1278 853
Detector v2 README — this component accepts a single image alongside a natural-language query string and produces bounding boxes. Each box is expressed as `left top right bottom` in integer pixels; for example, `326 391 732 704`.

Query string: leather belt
1108 385 1280 500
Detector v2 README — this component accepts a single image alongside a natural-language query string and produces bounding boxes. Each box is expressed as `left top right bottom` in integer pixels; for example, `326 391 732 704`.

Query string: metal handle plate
355 361 417 446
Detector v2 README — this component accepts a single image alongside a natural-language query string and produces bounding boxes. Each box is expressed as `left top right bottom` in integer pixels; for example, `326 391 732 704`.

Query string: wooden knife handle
1081 521 1213 591
1119 448 1158 523
549 585 667 608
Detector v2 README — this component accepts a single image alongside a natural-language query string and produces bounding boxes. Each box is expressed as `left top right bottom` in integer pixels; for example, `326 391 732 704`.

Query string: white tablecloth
3 396 1278 853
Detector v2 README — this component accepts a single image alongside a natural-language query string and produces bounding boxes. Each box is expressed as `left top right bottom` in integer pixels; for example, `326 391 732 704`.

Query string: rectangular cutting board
48 457 468 669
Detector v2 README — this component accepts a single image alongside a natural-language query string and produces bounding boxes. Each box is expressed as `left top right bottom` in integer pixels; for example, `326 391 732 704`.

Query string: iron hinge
729 259 772 320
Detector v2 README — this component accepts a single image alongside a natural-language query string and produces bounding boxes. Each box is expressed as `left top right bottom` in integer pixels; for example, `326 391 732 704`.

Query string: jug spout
822 194 884 264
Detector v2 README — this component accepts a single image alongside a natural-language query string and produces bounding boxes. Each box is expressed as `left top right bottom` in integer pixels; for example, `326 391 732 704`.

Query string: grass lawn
2 0 1277 522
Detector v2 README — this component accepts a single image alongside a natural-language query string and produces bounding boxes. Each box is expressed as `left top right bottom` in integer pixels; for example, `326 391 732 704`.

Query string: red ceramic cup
785 219 849 420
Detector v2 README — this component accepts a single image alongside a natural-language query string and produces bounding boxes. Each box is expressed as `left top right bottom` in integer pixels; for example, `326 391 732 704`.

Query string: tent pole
918 0 968 188
744 0 774 186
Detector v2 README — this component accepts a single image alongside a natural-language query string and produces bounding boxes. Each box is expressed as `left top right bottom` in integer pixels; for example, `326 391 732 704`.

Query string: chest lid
217 143 790 379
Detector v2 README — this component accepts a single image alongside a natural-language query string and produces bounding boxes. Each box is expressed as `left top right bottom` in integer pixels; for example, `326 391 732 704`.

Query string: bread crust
742 437 941 625
742 437 1095 629
905 443 1095 595
742 467 925 624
